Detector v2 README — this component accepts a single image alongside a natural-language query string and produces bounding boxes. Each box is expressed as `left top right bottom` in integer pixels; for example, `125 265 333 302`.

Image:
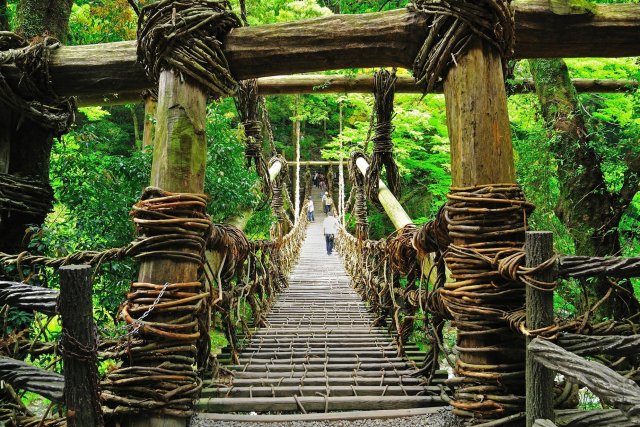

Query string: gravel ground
190 407 465 427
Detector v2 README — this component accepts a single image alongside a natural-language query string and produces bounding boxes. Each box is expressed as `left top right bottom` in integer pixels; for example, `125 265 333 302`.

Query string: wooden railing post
59 265 103 427
525 231 556 427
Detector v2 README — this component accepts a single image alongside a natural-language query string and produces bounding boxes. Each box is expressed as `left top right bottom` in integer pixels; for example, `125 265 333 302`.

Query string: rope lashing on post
409 0 515 93
136 0 241 98
235 79 271 194
101 188 211 418
366 69 401 206
440 184 533 419
0 32 76 136
348 151 369 240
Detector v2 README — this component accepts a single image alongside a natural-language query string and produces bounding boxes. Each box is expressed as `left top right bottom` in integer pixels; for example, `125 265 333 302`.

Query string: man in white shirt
322 211 339 255
307 197 315 222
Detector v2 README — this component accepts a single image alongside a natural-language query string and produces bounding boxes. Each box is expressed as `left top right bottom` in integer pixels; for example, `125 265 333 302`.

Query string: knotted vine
409 0 515 93
235 79 271 195
366 69 401 206
0 32 75 136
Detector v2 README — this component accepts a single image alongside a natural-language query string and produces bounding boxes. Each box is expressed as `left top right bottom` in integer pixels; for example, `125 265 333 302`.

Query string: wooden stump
525 231 555 427
59 265 103 427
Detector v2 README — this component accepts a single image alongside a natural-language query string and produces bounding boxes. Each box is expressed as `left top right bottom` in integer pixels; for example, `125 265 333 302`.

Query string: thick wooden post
443 38 520 417
526 231 555 426
59 265 103 427
132 70 207 427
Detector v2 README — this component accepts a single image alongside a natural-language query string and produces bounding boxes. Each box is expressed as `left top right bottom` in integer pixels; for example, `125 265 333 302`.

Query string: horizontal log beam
0 281 58 315
0 356 64 402
15 1 638 102
76 76 639 106
529 338 640 424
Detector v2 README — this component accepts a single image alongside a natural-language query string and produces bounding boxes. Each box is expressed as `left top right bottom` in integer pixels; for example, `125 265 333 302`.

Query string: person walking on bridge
325 193 334 215
307 197 315 222
323 211 338 255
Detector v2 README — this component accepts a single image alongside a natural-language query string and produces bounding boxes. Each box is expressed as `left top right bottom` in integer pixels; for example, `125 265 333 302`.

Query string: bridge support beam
127 70 208 427
443 38 523 419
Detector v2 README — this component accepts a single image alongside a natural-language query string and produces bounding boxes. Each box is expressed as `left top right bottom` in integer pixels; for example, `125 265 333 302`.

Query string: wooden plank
196 395 446 412
202 385 428 398
193 407 443 422
25 1 640 100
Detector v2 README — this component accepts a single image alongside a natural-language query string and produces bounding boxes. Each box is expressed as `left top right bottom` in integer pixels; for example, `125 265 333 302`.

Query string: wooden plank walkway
197 189 447 419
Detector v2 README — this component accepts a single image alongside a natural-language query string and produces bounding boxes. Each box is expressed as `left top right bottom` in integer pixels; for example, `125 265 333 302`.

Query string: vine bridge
0 0 640 426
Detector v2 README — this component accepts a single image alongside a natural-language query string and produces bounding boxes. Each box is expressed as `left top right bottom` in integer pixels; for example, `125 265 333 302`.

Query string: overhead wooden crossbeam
6 0 635 102
76 76 639 106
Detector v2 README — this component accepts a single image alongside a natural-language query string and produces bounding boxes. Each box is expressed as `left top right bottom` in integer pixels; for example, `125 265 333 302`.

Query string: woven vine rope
366 69 401 206
235 79 271 194
101 188 211 417
0 32 75 136
137 0 241 97
409 0 515 93
441 184 532 419
349 151 369 240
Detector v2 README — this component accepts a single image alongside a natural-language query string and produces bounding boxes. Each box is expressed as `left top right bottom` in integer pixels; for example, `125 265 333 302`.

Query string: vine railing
0 195 309 424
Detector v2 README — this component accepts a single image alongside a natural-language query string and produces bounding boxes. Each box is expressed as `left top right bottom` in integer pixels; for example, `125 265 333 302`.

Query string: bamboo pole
353 156 412 230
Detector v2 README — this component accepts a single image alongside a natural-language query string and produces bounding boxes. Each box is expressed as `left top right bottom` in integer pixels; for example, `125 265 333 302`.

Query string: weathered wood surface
194 408 442 423
555 408 638 427
59 265 103 427
443 37 520 418
559 255 640 278
76 76 639 106
5 1 634 100
557 333 640 357
533 420 557 427
529 338 640 424
200 201 446 417
526 232 555 427
130 70 207 427
0 281 58 315
0 356 64 402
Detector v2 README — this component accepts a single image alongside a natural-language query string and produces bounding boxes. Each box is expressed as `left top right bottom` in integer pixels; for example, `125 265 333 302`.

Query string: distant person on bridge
319 177 327 193
325 193 334 214
323 211 338 255
307 197 315 222
313 172 318 187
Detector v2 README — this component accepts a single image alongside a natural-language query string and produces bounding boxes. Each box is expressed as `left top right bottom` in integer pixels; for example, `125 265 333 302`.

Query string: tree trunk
0 0 73 252
0 0 73 254
529 58 640 320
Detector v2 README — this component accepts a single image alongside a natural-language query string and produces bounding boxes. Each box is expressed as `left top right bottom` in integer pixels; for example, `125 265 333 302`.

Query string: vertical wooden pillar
525 231 555 427
59 265 103 427
443 39 520 417
131 69 207 427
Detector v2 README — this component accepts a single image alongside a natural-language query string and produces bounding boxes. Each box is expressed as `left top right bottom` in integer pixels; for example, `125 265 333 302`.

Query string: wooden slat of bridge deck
197 189 447 419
